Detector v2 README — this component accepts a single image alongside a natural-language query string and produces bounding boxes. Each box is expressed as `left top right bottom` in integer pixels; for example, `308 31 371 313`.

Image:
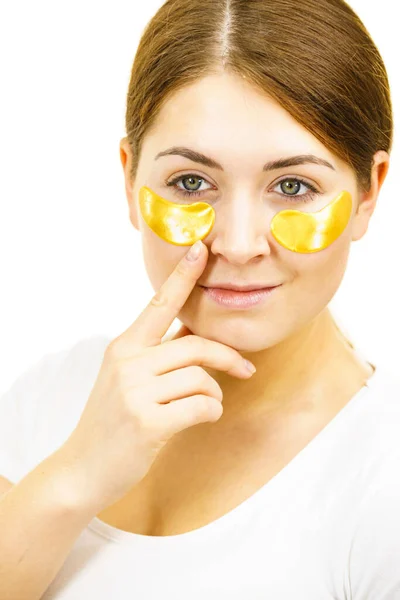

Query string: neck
204 307 373 423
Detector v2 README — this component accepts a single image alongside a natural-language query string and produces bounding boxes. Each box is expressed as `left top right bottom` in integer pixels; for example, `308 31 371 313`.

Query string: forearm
0 448 99 600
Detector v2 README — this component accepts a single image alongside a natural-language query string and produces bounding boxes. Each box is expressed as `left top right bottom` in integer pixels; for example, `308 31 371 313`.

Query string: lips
200 284 281 309
201 284 280 292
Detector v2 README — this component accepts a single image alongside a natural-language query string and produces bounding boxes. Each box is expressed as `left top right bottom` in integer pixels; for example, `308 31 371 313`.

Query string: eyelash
165 174 321 203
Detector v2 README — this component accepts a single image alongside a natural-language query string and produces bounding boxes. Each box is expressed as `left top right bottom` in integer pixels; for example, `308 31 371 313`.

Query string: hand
60 241 256 513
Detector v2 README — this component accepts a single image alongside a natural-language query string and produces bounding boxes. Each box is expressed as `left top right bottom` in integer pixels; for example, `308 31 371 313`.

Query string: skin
119 71 390 426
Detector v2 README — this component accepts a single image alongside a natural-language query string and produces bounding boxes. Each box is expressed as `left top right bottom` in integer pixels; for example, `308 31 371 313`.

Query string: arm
0 447 99 600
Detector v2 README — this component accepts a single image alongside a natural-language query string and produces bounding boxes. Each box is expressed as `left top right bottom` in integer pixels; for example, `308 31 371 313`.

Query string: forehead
141 73 342 174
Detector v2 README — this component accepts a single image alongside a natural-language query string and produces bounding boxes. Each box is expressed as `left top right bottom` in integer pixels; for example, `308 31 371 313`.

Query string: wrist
44 445 101 517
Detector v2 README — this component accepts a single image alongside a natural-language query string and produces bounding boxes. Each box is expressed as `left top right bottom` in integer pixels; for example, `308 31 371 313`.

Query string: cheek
142 231 186 291
288 233 351 302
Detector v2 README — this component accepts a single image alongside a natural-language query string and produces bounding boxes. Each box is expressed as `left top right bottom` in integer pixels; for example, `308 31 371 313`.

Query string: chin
184 315 283 353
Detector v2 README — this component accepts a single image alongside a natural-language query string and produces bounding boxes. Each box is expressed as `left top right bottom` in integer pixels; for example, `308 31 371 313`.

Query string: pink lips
200 285 281 309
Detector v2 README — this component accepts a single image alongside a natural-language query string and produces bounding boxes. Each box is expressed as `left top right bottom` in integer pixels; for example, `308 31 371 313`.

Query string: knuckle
125 393 150 428
196 366 214 389
195 395 213 418
190 364 207 381
185 334 206 355
128 405 149 433
106 337 143 364
106 337 125 360
108 365 127 393
227 347 243 368
150 288 181 314
187 366 222 401
213 382 223 402
117 359 144 385
175 261 191 278
149 287 169 308
106 337 142 362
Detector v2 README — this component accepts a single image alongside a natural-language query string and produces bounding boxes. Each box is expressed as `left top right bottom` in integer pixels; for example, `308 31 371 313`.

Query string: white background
0 1 398 394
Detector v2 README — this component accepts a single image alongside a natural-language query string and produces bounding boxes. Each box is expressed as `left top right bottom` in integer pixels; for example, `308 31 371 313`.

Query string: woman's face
120 72 387 353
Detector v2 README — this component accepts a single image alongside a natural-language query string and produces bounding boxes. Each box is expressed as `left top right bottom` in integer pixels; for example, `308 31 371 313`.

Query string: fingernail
186 240 202 261
243 359 256 374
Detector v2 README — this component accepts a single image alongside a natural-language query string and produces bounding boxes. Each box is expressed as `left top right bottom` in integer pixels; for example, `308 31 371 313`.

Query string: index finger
123 241 207 348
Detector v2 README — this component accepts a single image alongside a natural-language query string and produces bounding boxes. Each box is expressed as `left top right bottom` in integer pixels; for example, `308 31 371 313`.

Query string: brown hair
124 0 393 194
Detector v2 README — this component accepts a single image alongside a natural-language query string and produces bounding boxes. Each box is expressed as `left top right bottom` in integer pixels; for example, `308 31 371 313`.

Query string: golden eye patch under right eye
138 185 215 246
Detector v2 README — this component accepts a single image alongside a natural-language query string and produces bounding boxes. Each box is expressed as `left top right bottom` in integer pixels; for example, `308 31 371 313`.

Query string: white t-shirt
1 334 400 599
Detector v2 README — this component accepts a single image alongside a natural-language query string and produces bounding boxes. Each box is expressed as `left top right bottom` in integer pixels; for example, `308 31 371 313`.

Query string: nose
205 194 274 264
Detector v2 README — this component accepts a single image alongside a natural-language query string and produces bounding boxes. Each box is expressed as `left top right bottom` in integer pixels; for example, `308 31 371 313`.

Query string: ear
351 150 390 242
119 137 139 231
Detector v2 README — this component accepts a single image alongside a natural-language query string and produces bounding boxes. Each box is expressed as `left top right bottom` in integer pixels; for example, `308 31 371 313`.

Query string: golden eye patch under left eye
270 190 353 253
138 185 215 246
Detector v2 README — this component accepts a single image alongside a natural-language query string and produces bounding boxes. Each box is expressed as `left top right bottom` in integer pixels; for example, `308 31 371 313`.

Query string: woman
0 0 398 598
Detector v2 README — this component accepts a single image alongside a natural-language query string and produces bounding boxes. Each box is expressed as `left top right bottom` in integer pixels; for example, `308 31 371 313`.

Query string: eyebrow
154 146 336 172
